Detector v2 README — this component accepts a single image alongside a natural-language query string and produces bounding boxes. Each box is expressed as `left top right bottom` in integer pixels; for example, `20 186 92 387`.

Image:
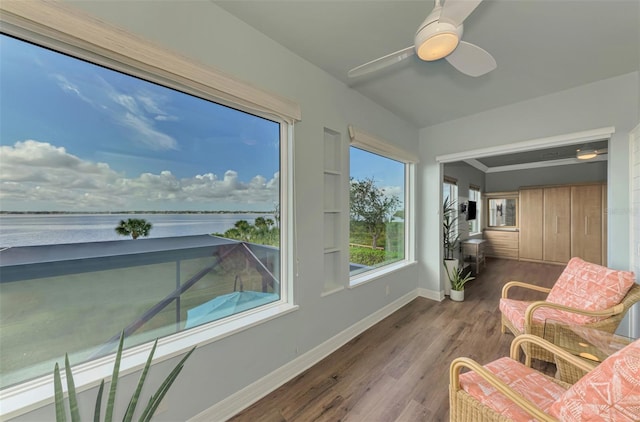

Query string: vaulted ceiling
215 0 639 129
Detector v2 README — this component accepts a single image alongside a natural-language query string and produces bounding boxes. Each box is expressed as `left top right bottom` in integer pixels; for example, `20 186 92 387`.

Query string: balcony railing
0 235 280 389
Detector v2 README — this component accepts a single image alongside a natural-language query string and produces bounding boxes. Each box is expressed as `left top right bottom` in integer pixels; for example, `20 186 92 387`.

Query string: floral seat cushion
499 298 597 331
459 357 566 421
549 339 640 421
546 257 635 314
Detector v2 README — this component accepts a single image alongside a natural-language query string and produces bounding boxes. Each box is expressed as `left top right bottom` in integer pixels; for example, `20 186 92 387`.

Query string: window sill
0 301 298 420
349 260 417 288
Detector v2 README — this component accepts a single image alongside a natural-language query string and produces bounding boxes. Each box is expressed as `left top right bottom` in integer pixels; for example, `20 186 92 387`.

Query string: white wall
12 1 419 421
419 71 639 307
631 124 640 338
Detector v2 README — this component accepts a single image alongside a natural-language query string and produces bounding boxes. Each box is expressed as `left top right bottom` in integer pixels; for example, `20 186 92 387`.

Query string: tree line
112 178 400 270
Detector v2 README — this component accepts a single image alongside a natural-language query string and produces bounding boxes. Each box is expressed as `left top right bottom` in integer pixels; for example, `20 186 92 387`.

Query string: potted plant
54 332 194 422
447 266 475 302
442 196 460 296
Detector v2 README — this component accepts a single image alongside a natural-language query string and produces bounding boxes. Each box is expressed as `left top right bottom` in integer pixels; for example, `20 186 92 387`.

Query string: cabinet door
519 188 544 260
571 185 602 264
543 186 571 263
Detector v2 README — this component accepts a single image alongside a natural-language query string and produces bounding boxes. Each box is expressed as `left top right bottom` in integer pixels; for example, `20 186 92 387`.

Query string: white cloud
53 74 93 105
155 115 178 122
54 72 179 151
122 112 179 150
0 140 278 210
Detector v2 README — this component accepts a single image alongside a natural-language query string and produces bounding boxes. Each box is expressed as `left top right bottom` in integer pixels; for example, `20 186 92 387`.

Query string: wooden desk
461 239 487 275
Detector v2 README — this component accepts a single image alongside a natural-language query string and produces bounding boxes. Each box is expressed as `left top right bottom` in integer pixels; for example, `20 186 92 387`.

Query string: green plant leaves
447 265 475 291
93 381 104 422
54 362 67 422
64 354 81 422
53 332 194 422
138 346 195 422
123 340 157 422
443 197 461 260
104 333 124 422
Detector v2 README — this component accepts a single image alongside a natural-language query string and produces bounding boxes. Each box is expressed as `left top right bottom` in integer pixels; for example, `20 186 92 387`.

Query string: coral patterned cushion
460 357 566 421
546 257 635 316
549 339 640 421
499 298 597 330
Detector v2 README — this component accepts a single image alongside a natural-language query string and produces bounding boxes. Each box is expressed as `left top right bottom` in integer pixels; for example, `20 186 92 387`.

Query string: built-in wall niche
323 212 340 251
324 173 340 211
322 128 345 296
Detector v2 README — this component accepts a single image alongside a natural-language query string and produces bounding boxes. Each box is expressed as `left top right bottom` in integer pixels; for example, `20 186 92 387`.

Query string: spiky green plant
54 332 195 422
443 196 460 260
446 265 476 291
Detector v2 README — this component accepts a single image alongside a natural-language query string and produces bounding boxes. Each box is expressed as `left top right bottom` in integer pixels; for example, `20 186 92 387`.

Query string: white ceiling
214 0 639 129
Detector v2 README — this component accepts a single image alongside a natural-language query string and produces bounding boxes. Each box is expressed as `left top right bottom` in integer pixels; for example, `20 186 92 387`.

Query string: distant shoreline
0 211 272 215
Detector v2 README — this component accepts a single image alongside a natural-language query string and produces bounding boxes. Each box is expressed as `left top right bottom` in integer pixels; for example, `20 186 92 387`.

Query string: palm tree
114 218 152 240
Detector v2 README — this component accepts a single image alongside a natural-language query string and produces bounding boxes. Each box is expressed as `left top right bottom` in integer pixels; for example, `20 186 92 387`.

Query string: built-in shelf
323 128 344 295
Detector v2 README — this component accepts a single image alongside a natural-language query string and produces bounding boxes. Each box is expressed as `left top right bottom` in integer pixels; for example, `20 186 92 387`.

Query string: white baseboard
417 287 444 301
188 289 419 422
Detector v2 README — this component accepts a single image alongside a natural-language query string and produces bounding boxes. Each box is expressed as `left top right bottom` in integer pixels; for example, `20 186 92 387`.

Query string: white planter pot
450 289 464 302
443 259 459 296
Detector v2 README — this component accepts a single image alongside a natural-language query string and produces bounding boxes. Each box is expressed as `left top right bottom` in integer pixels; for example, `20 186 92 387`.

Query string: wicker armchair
450 334 639 422
500 257 639 365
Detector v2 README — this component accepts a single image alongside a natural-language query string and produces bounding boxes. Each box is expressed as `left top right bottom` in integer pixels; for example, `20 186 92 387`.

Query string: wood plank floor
228 258 564 422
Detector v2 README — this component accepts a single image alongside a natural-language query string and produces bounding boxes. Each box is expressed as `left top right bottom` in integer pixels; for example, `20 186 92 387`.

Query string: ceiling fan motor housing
415 19 463 61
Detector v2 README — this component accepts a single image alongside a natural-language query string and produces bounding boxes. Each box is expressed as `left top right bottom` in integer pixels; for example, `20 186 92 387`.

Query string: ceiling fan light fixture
576 148 598 160
415 21 461 61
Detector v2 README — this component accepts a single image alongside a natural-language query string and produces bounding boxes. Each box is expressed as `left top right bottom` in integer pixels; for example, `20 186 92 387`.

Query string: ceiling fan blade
445 41 496 77
440 0 483 27
348 46 415 78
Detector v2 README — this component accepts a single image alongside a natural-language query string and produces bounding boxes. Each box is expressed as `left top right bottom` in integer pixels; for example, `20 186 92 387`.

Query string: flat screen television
467 200 477 221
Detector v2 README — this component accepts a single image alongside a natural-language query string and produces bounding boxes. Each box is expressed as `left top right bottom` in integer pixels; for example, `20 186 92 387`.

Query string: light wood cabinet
517 183 606 265
543 186 571 263
571 185 602 264
519 188 544 260
484 230 519 260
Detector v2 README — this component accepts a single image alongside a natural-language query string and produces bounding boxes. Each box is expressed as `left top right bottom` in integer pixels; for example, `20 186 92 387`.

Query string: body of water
0 213 269 248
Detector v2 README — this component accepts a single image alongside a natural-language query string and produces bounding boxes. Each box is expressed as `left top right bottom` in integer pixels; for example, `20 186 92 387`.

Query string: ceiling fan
348 0 496 79
576 147 608 160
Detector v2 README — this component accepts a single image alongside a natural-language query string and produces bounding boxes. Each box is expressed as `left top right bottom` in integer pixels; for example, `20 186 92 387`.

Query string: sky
0 34 403 213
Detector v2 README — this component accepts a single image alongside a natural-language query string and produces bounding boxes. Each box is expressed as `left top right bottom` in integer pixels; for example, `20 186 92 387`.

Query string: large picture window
348 127 414 284
0 32 289 391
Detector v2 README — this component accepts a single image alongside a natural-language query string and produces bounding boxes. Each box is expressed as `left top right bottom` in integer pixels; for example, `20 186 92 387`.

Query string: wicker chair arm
510 334 597 373
524 301 624 329
450 357 558 422
502 281 551 298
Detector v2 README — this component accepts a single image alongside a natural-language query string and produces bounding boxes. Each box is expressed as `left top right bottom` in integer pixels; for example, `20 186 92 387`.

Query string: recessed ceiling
475 139 609 168
214 0 639 128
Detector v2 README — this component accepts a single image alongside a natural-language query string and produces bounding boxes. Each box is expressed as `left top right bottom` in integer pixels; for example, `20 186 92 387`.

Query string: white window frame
468 186 481 235
0 1 300 419
347 126 417 287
